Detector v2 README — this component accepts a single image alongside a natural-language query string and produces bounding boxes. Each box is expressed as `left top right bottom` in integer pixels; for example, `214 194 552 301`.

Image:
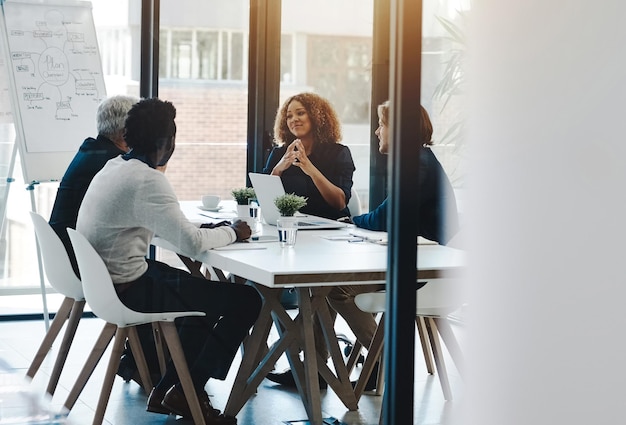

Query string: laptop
248 172 347 230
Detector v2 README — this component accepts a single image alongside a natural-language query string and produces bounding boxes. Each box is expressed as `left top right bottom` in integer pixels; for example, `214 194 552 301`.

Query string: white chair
65 228 208 425
26 212 88 396
348 187 362 218
353 279 466 402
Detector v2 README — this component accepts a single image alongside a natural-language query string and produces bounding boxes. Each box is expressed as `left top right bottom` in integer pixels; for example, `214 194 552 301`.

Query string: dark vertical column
141 0 158 261
140 0 158 98
247 0 281 181
151 0 160 97
383 0 422 424
370 0 391 210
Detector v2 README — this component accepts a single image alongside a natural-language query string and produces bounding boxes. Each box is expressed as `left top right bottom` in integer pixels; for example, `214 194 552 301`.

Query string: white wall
462 1 626 424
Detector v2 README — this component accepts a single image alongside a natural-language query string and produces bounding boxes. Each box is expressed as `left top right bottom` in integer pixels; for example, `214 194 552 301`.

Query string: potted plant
231 187 256 216
231 187 256 205
274 193 307 217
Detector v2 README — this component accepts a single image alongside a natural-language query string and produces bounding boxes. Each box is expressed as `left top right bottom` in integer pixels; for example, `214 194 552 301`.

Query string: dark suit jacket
49 135 126 275
352 145 459 245
263 142 355 220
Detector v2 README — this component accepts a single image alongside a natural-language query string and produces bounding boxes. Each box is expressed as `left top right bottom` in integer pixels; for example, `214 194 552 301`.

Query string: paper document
199 211 237 220
347 229 388 244
320 235 364 242
213 243 267 251
346 229 438 245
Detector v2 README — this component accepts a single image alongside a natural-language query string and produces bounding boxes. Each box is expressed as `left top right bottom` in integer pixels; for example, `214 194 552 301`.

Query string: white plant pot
236 204 249 217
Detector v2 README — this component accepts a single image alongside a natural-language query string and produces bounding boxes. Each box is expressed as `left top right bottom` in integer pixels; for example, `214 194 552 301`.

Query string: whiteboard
1 17 15 233
0 0 106 183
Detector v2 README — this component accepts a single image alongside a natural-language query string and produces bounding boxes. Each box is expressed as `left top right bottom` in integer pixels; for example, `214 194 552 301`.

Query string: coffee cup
201 195 221 209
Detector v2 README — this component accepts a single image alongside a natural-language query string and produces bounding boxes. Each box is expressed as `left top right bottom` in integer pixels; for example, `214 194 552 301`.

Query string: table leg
354 315 385 401
312 287 358 410
224 283 304 417
295 287 323 425
208 265 230 282
224 282 358 424
224 285 281 415
175 254 206 278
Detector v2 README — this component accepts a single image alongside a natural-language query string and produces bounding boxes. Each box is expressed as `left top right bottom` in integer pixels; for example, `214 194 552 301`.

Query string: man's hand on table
200 220 231 229
230 219 252 241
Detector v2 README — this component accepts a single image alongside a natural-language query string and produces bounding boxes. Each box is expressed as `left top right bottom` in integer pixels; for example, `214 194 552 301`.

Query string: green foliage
274 193 307 217
433 12 467 147
231 187 256 205
433 13 466 108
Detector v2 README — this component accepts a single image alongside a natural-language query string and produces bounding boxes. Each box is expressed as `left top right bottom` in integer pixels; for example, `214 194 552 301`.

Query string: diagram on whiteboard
0 55 13 125
3 2 106 153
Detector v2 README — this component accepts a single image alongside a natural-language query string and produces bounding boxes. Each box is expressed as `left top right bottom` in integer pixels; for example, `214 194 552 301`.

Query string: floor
0 301 464 425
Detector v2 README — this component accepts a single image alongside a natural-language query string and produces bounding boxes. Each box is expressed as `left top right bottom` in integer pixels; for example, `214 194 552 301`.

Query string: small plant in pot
231 187 256 205
274 193 307 217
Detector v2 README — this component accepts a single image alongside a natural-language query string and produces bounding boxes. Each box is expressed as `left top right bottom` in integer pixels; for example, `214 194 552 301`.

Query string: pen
348 236 385 244
199 212 228 219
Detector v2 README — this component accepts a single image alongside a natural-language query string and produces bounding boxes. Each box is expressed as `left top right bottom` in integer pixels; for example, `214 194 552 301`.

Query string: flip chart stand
1 0 105 329
1 143 50 330
27 180 51 331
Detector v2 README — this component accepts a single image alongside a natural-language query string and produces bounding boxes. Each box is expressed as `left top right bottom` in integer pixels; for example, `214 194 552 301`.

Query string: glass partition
0 0 471 312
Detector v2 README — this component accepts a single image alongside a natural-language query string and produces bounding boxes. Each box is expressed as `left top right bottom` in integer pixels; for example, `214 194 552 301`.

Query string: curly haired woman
263 92 355 220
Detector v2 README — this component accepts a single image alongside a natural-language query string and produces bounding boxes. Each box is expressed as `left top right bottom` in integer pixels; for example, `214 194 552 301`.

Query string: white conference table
154 201 466 425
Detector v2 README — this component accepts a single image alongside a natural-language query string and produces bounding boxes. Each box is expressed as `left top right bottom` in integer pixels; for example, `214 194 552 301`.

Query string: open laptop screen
248 172 346 230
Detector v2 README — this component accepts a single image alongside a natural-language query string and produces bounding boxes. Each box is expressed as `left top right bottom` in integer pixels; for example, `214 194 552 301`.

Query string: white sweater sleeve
78 158 237 283
137 169 237 255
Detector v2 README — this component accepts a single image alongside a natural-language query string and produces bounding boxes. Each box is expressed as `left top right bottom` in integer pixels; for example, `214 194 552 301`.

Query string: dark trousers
118 259 262 391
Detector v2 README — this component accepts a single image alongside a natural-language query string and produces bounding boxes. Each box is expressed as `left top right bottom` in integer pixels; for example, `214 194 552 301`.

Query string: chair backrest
29 212 84 301
348 187 362 218
415 279 466 316
354 279 466 318
67 228 205 327
445 226 465 250
354 290 385 313
67 228 140 326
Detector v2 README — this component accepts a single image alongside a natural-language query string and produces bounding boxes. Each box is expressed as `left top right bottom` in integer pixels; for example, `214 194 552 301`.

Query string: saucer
198 206 222 212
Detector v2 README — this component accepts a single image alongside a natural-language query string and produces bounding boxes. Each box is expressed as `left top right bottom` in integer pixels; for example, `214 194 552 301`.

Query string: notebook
248 172 347 230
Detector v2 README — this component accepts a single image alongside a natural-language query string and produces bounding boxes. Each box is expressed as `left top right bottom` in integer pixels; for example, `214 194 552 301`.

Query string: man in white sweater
77 98 259 425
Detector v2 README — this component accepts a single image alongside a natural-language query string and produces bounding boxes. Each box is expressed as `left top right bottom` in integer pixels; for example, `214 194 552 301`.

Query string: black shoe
116 354 137 383
266 369 327 390
146 386 171 415
351 362 379 392
161 384 237 424
117 353 161 389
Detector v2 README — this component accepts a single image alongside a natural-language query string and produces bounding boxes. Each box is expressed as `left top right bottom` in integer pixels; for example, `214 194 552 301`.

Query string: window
280 34 294 83
159 28 246 81
197 31 219 79
307 36 372 124
281 0 375 211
